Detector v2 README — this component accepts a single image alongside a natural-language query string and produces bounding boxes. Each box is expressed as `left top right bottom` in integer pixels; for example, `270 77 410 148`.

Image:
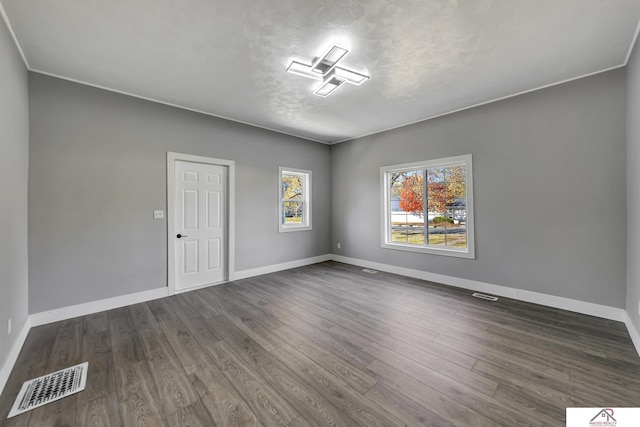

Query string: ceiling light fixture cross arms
286 45 369 97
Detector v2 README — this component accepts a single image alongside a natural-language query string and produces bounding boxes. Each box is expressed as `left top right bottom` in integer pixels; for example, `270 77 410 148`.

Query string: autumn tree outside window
381 155 475 258
279 167 312 232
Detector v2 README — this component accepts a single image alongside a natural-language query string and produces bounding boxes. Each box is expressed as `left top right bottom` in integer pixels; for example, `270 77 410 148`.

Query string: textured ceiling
2 0 640 144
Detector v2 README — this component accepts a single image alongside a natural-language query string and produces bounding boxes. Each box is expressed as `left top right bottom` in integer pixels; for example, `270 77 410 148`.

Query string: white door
174 161 227 290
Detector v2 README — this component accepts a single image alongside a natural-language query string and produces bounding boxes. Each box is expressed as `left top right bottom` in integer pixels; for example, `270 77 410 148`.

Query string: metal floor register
8 362 88 418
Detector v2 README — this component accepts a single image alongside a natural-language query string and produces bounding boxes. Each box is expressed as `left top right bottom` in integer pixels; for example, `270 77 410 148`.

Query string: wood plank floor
1 261 639 426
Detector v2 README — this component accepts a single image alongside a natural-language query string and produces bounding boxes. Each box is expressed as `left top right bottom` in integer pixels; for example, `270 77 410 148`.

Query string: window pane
391 212 425 244
427 213 449 246
390 170 425 245
445 165 467 248
426 167 444 246
445 209 467 247
283 201 303 224
282 174 303 200
398 170 424 215
427 167 447 214
446 165 466 199
426 165 467 248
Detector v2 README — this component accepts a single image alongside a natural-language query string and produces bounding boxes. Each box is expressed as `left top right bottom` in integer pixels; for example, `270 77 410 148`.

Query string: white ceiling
2 0 640 144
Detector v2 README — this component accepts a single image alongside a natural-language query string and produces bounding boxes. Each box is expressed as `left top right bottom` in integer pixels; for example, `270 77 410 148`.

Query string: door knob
176 234 188 238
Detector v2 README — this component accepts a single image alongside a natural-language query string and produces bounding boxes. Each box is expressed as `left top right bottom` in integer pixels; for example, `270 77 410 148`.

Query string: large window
279 167 312 232
381 154 474 258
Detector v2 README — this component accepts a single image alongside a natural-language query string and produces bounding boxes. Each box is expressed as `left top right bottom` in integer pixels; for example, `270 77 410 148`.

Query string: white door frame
167 152 235 294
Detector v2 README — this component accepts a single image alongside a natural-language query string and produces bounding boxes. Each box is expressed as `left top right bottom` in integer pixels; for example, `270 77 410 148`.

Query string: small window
381 154 474 258
279 167 312 232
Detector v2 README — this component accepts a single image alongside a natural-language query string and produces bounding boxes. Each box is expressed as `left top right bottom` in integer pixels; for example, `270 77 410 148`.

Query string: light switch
153 210 165 219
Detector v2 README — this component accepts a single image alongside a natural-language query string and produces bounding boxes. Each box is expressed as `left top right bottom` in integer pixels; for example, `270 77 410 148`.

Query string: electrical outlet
7 318 11 335
337 243 341 249
153 210 164 219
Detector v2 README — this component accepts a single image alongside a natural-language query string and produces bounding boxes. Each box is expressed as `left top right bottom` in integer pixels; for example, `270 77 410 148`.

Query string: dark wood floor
1 261 639 427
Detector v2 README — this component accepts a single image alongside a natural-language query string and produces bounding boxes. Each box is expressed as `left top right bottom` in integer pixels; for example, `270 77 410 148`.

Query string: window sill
279 225 312 233
382 241 475 259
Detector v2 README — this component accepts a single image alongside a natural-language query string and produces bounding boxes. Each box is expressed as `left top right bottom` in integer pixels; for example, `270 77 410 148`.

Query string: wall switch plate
153 210 164 219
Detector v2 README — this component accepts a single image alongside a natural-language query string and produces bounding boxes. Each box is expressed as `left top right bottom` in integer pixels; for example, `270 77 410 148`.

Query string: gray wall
627 42 640 331
0 18 29 374
28 74 331 313
331 70 627 308
22 51 633 316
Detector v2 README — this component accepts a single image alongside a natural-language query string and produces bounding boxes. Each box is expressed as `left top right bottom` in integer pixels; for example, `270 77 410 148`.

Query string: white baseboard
514 288 625 322
26 254 332 328
234 254 332 280
624 313 640 357
331 255 626 322
26 254 331 330
1 254 330 394
30 287 170 327
3 253 637 395
0 317 31 396
1 287 169 395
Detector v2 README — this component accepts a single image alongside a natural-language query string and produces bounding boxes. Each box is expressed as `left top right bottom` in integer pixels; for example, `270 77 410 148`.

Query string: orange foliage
399 176 424 214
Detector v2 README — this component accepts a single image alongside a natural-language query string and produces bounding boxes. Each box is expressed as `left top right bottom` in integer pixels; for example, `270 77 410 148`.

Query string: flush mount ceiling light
286 45 369 97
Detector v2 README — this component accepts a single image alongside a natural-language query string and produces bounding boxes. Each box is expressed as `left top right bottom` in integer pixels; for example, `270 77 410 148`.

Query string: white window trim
279 167 312 232
380 154 475 259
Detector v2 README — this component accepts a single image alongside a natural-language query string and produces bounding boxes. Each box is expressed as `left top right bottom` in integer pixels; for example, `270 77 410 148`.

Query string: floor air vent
8 362 88 419
472 292 498 302
362 268 378 274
